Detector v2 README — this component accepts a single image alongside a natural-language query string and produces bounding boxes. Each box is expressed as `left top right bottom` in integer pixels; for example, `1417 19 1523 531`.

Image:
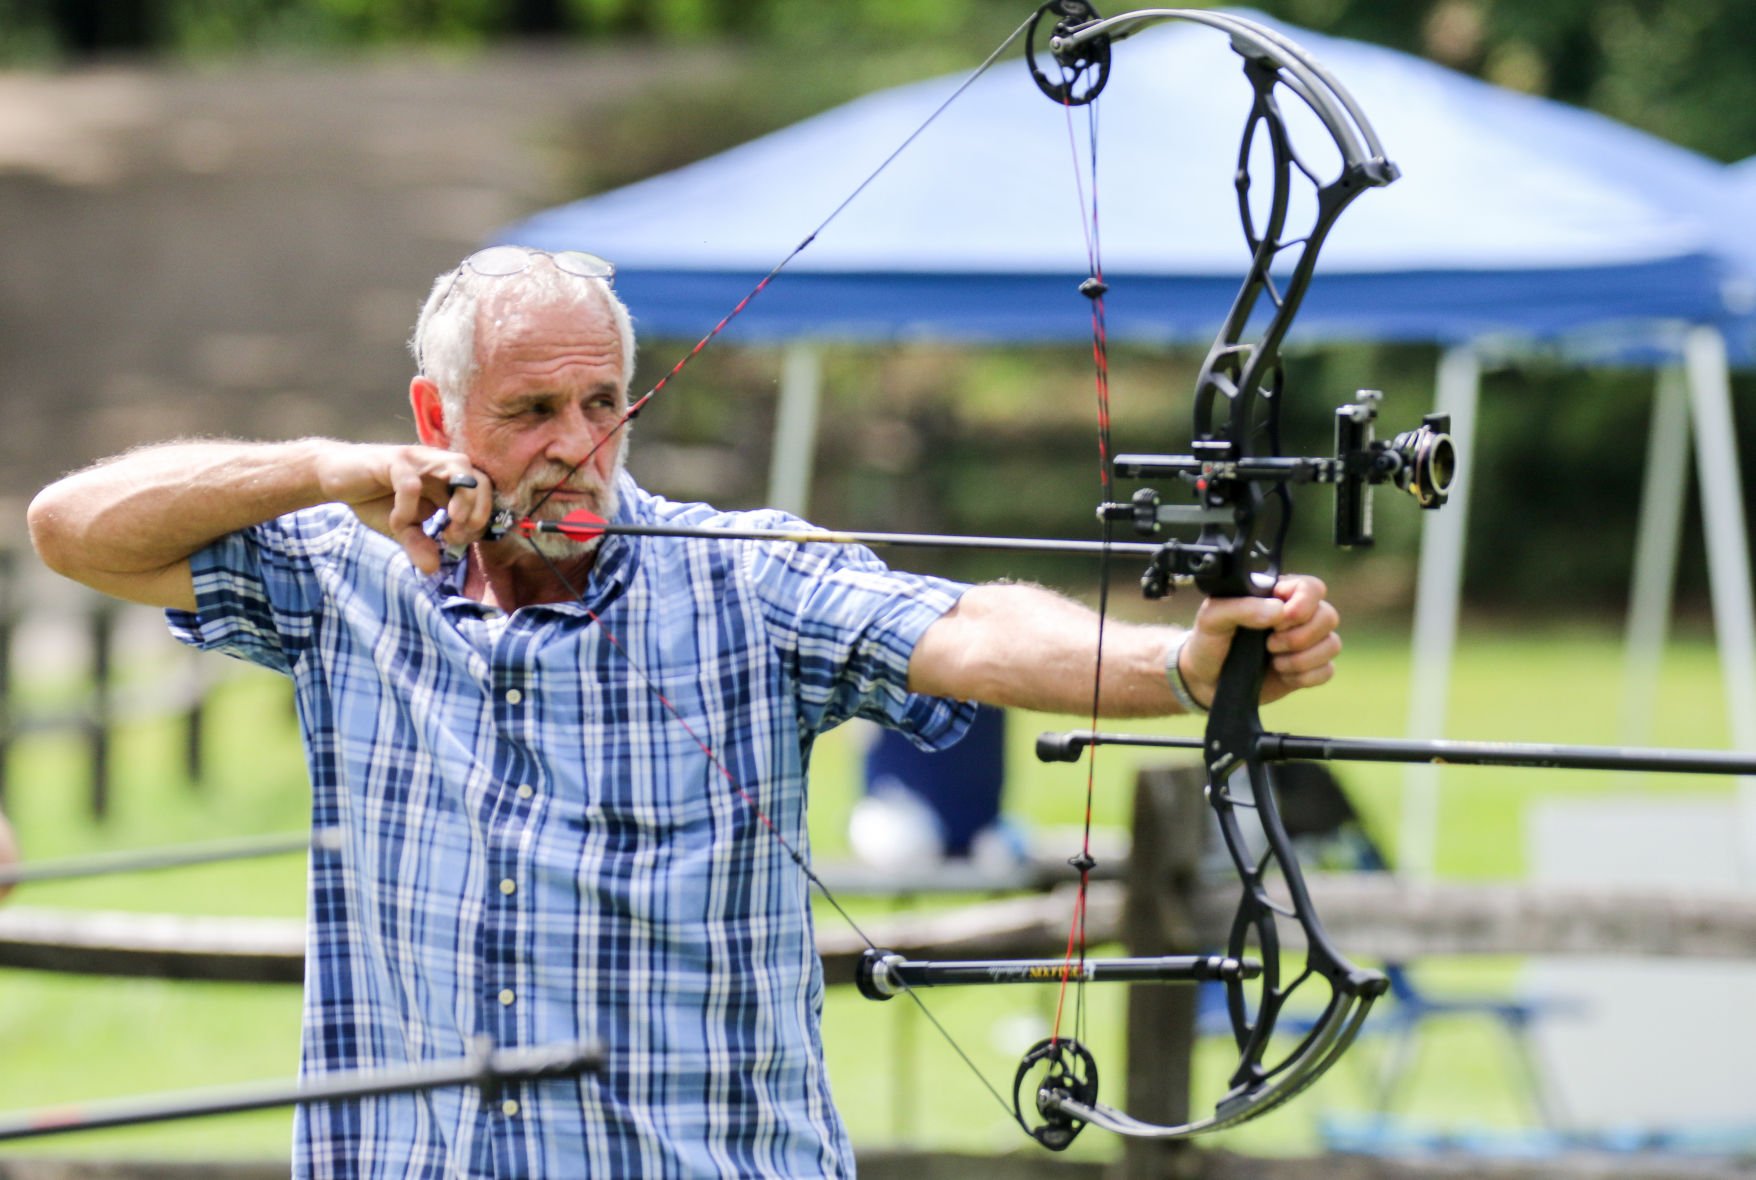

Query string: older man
29 247 1340 1178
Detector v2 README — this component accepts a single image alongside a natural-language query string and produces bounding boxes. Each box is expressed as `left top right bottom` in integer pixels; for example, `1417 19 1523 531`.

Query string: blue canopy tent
498 13 1755 878
504 17 1738 350
1726 157 1756 359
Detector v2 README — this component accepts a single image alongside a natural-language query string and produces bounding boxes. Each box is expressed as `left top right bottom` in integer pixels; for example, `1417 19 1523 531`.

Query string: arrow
510 510 1164 559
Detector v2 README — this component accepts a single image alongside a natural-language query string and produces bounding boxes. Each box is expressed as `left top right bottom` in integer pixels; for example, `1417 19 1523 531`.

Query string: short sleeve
738 513 976 750
165 507 358 675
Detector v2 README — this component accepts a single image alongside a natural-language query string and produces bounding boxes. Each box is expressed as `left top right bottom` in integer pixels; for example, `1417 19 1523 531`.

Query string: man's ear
410 377 452 449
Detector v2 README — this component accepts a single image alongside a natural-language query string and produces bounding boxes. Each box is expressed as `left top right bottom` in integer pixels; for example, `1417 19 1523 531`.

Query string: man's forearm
909 583 1184 717
910 575 1340 717
28 439 335 607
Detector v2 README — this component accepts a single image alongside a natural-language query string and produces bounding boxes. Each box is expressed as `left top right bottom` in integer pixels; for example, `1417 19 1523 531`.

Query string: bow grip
1204 627 1271 778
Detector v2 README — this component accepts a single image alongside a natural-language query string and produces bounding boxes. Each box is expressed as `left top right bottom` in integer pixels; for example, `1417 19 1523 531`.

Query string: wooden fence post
0 548 14 806
183 653 206 790
86 596 115 820
1118 762 1211 1180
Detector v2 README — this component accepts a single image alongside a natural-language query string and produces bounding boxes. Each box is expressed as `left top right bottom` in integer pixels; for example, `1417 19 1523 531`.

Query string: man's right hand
314 445 496 574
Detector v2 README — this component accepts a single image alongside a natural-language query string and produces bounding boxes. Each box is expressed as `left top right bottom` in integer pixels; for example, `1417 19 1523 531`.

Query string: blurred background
0 0 1748 611
0 0 1753 1173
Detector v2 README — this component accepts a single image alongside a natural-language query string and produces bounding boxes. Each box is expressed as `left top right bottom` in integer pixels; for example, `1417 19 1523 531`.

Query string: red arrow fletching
511 510 607 541
552 510 607 541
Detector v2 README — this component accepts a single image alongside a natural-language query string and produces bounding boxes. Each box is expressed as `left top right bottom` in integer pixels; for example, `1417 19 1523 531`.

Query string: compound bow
990 1 1756 1149
856 2 1435 1146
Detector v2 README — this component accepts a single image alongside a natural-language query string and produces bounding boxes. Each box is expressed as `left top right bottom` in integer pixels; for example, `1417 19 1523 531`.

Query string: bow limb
1203 629 1387 1110
1030 630 1388 1141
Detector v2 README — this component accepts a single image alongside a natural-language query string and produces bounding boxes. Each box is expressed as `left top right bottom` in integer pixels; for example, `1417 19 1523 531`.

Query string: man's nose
546 406 606 469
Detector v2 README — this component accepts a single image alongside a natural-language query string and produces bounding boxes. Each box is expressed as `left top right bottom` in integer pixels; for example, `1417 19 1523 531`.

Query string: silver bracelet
1163 631 1209 715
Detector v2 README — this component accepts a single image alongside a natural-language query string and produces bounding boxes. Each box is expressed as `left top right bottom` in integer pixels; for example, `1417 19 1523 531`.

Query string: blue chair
860 704 1010 859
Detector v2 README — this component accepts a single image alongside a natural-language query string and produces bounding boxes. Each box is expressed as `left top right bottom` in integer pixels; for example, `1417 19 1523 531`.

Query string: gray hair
409 250 637 428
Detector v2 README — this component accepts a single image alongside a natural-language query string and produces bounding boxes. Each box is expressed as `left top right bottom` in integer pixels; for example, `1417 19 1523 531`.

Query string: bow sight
1334 391 1455 544
1104 391 1456 598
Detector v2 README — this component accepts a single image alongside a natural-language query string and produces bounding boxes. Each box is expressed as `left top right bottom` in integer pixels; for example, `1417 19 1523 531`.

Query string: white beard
501 445 626 561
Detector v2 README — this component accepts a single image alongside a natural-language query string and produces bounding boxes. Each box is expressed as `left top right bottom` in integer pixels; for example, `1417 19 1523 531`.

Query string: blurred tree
1313 0 1756 161
8 1 1749 161
44 0 160 53
509 0 569 36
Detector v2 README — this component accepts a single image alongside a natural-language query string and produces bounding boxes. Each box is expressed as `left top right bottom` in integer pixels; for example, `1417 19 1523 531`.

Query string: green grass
0 616 1739 1160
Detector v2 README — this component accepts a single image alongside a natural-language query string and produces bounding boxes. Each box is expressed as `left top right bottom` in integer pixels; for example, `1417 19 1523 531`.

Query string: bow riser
1188 96 1395 597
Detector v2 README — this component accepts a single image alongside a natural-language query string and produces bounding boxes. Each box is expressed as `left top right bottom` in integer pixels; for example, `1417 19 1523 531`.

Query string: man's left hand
1180 574 1340 709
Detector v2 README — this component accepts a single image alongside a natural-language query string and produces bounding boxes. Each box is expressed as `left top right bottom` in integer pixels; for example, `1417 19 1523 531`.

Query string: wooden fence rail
0 1149 1747 1180
6 866 1756 980
7 874 1756 985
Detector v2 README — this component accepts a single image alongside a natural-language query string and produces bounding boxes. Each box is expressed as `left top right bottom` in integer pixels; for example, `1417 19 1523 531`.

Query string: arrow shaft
527 519 1162 559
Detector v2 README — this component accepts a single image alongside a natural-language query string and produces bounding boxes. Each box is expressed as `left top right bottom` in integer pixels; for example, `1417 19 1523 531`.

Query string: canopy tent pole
1399 344 1481 878
766 342 825 516
1620 363 1692 752
1680 326 1756 880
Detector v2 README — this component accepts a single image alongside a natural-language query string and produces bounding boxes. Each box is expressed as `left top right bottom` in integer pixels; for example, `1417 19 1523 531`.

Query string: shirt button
504 688 523 705
517 784 535 800
499 988 516 1006
499 878 517 896
501 1099 520 1118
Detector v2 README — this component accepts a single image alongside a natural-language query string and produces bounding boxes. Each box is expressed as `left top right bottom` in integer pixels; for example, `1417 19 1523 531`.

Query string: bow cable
1046 78 1111 1077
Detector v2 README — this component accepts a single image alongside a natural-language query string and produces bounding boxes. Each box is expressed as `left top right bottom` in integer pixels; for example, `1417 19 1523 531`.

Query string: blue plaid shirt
168 472 973 1178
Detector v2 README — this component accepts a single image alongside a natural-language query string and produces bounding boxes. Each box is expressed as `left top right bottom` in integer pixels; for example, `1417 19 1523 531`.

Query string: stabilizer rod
857 950 1258 1001
1037 729 1756 775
